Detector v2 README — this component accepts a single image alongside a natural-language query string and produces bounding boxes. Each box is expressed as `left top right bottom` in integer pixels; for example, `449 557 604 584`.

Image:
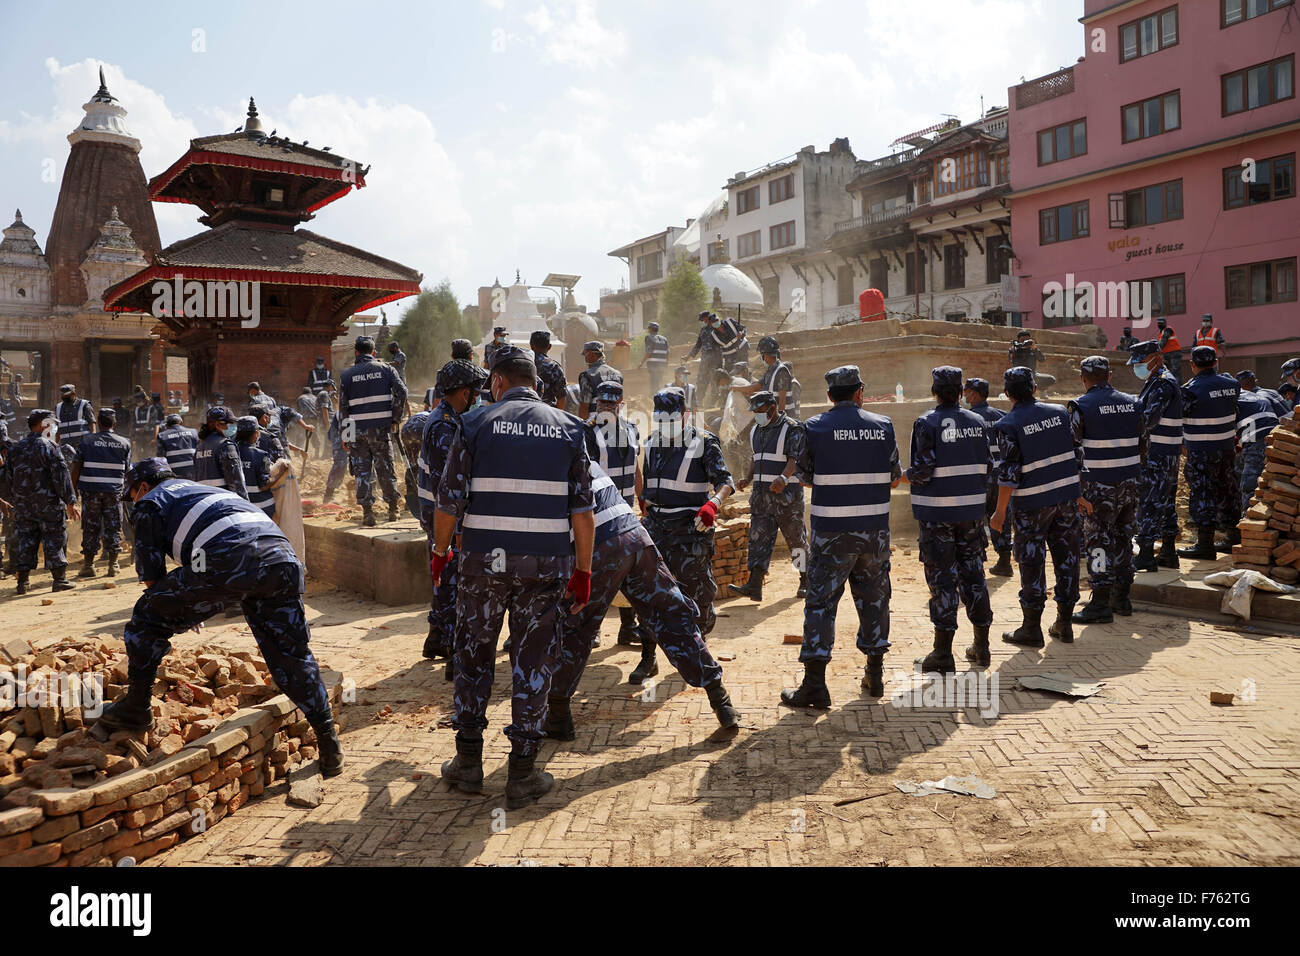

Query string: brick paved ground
8 549 1299 866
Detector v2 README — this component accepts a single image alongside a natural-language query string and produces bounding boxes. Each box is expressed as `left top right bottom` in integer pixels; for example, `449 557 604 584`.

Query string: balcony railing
1014 66 1075 109
833 202 915 234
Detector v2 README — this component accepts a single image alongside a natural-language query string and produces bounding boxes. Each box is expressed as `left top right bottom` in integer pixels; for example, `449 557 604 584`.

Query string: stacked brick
712 516 750 592
1233 409 1300 584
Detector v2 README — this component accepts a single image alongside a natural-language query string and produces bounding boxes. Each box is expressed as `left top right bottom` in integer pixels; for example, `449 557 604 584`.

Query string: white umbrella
699 263 764 307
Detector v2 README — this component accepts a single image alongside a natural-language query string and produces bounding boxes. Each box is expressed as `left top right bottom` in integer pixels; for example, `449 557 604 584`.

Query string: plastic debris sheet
1016 672 1104 698
896 774 995 799
1203 568 1297 621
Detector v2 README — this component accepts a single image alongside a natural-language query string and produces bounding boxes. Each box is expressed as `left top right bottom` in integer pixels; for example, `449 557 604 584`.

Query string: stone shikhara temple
104 98 422 405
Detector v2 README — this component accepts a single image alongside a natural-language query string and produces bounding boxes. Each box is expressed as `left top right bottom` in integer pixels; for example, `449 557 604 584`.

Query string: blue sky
0 0 1082 313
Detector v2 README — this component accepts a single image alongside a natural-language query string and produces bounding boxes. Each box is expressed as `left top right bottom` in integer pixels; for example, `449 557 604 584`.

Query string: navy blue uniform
339 353 407 508
1135 367 1183 545
56 398 95 462
584 415 640 505
156 424 199 480
193 430 248 499
746 414 807 575
577 360 623 415
534 352 568 408
75 430 131 559
3 432 76 571
643 334 670 394
1072 384 1143 589
419 401 464 645
968 401 1011 557
1181 370 1241 531
687 326 723 407
1236 389 1280 516
236 441 276 518
401 409 431 518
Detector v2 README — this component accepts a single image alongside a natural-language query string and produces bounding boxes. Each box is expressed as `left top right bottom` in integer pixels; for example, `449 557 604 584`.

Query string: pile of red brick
1233 409 1300 584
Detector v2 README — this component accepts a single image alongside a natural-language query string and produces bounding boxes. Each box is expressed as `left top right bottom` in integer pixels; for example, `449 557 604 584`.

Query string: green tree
392 280 476 389
657 253 709 341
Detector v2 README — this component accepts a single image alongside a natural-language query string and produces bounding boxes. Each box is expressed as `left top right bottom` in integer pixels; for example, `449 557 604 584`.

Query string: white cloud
525 0 626 68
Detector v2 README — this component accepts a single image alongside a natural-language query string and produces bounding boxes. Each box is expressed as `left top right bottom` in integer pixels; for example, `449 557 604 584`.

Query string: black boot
1111 579 1133 616
422 625 446 660
1178 527 1217 560
728 569 763 601
965 625 991 667
1157 535 1180 569
705 680 741 729
50 565 75 592
780 660 830 709
96 675 156 733
440 734 484 794
1133 540 1158 572
796 572 807 598
387 501 399 523
312 718 345 777
989 551 1013 577
1002 606 1044 648
542 694 575 741
861 654 886 698
78 556 97 578
1049 603 1075 643
616 607 641 645
15 570 29 595
629 639 658 684
505 752 554 809
1073 587 1113 624
1214 526 1240 554
919 629 956 675
105 551 119 578
362 506 376 528
444 657 454 682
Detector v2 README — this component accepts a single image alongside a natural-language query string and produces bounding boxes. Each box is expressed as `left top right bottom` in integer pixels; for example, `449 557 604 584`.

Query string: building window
637 251 663 283
935 149 989 196
1223 56 1295 115
705 238 729 265
869 258 889 297
1109 179 1184 227
736 185 760 214
769 174 794 204
770 220 797 250
1041 287 1091 329
737 230 761 259
1121 6 1178 62
1224 153 1296 208
1226 257 1298 307
905 251 926 295
943 244 965 290
836 265 855 306
1132 273 1186 317
986 239 1012 284
761 275 780 309
1037 120 1087 165
1122 91 1180 142
994 153 1010 185
1223 0 1294 28
1039 201 1090 245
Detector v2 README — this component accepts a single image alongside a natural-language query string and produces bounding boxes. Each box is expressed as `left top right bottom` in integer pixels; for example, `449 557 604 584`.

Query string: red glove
696 500 719 528
566 569 591 607
431 548 453 581
638 497 647 515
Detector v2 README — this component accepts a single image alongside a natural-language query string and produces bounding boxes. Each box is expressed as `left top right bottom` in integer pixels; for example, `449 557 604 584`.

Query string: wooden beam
968 228 985 255
889 247 905 270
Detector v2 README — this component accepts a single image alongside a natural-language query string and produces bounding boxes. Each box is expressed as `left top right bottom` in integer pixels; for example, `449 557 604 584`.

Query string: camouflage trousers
747 484 808 573
123 561 332 725
325 431 348 498
1081 477 1139 588
348 431 399 508
643 514 717 634
14 511 68 571
402 439 422 519
1135 453 1180 545
453 556 569 757
419 504 458 644
800 529 891 663
985 481 1011 555
1011 498 1081 611
1237 441 1267 517
552 526 722 699
80 491 124 558
1184 448 1238 530
918 520 992 631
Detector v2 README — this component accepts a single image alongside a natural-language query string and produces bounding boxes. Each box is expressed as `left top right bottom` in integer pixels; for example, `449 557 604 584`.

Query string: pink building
1008 0 1299 381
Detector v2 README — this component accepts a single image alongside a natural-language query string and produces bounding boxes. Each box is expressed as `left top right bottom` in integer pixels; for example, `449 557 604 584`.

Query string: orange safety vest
1194 328 1222 350
1160 331 1181 354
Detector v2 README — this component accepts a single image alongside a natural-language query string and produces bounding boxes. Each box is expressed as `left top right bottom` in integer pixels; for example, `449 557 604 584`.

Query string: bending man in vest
548 461 741 740
731 390 808 602
1177 346 1242 559
1234 370 1282 518
339 334 408 527
71 409 131 578
637 387 735 684
963 377 1013 577
991 366 1085 648
1128 340 1184 572
1070 356 1144 625
432 346 595 809
782 366 901 708
95 459 343 777
905 367 994 671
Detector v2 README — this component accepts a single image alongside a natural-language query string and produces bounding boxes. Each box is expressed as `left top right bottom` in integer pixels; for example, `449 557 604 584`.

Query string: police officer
640 321 670 395
339 334 407 526
1178 346 1242 559
585 380 647 645
307 356 332 391
1128 340 1184 572
130 392 159 461
673 365 697 424
1070 356 1144 624
402 390 434 519
548 460 741 737
781 366 900 707
484 326 510 370
1194 314 1226 354
756 336 801 418
253 406 289 462
1156 317 1182 380
531 330 568 410
577 341 622 416
991 367 1084 647
95 459 343 777
1282 382 1298 411
431 345 594 808
905 367 994 671
296 386 319 424
1235 371 1282 519
155 413 198 480
234 417 276 518
638 387 735 683
71 409 131 578
387 340 408 382
55 384 95 463
2 409 80 594
962 377 1012 576
1279 358 1300 410
731 390 807 602
1237 369 1291 417
418 360 486 666
193 406 249 499
1117 327 1139 352
687 311 724 408
245 381 275 417
711 311 748 372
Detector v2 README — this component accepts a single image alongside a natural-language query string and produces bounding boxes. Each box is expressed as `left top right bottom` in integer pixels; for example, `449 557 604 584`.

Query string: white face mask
1133 363 1152 381
753 411 771 427
654 411 683 436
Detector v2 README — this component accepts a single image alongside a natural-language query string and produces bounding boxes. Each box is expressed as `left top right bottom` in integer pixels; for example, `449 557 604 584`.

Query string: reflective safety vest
1194 327 1223 350
579 362 623 412
193 432 236 489
236 442 275 517
968 402 1005 479
644 334 670 367
760 359 802 417
56 399 94 446
1237 389 1279 445
908 406 989 523
589 462 640 545
1182 372 1239 451
459 388 586 557
417 403 460 505
644 427 716 519
750 417 801 489
1160 330 1181 354
996 401 1079 510
139 479 294 574
75 431 131 495
711 317 745 359
1075 384 1142 485
340 354 399 433
804 402 896 534
1139 369 1183 458
589 417 639 503
156 425 199 479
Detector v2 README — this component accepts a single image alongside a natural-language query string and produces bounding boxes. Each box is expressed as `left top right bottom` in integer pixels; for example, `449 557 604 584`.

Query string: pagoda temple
105 98 422 404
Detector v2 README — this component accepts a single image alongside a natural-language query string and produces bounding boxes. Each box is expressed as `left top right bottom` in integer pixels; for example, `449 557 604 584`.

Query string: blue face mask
1133 363 1152 381
753 411 771 427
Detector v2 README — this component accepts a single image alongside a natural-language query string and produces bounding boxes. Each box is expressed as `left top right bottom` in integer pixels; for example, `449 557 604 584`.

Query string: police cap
1127 339 1161 365
748 390 777 410
931 366 963 389
28 408 53 427
165 413 183 426
1191 345 1217 367
98 408 117 425
824 366 863 390
437 359 488 392
757 335 780 356
121 458 174 500
205 405 236 423
488 344 530 372
1080 355 1110 375
493 326 508 336
594 381 624 403
1235 370 1257 384
653 388 687 414
234 416 259 437
1004 366 1035 389
647 322 660 332
964 377 990 398
60 384 75 395
581 340 604 354
1281 358 1300 379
